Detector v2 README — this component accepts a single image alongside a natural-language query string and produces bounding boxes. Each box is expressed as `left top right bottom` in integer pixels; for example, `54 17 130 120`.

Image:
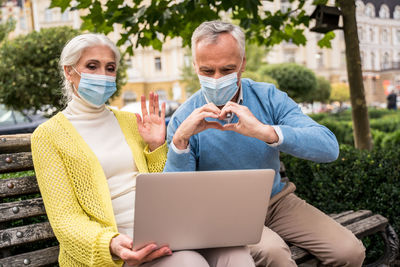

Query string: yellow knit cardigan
31 109 167 267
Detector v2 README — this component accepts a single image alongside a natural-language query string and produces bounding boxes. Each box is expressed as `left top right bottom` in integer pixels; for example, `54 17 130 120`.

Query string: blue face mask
72 67 117 107
199 72 239 106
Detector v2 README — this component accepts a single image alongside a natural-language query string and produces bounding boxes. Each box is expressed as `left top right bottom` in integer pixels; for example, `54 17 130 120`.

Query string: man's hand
219 101 279 144
110 234 171 266
173 103 224 149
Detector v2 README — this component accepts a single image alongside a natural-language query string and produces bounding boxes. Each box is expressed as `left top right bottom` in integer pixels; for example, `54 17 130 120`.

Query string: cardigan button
7 182 14 189
1 137 6 142
16 231 23 238
5 157 12 163
12 207 20 214
23 259 31 265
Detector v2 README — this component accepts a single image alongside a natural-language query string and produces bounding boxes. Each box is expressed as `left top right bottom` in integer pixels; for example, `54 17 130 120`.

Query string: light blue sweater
164 79 339 197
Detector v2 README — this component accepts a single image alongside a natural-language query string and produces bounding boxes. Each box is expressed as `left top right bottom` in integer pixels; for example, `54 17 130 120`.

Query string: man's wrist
257 124 279 144
172 134 189 150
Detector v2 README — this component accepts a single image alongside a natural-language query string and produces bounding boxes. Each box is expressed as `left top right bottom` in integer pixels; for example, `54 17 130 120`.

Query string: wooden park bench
0 134 399 266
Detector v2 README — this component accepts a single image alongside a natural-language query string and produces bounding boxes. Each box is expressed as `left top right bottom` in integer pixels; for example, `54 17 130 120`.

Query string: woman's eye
87 64 96 70
107 67 116 72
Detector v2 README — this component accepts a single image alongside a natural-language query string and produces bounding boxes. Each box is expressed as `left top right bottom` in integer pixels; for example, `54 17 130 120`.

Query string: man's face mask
198 60 243 106
71 66 117 107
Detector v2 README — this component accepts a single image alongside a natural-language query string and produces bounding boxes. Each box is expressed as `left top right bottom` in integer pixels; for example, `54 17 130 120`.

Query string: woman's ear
64 66 73 81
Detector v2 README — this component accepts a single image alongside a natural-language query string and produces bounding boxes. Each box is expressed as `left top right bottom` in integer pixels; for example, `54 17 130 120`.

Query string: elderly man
164 20 365 266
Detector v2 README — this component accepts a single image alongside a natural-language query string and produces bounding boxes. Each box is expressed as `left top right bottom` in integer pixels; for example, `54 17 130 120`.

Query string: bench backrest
0 134 59 267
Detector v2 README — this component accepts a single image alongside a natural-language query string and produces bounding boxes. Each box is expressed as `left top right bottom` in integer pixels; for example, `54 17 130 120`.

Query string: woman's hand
110 234 172 266
136 92 166 151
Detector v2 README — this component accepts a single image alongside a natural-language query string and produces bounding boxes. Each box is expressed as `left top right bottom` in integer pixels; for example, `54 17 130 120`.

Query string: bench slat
0 222 55 249
330 210 354 220
334 210 373 226
0 198 46 223
0 245 59 267
0 134 31 154
347 214 388 238
0 176 39 198
290 245 314 262
0 152 33 174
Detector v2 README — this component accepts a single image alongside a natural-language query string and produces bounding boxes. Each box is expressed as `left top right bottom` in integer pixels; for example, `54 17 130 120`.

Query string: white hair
59 33 120 103
191 21 245 61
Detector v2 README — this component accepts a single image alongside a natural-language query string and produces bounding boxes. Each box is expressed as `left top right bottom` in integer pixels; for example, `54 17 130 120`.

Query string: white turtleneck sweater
62 95 137 238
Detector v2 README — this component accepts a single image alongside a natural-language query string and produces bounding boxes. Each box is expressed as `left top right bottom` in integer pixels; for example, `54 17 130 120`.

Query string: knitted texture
31 110 167 267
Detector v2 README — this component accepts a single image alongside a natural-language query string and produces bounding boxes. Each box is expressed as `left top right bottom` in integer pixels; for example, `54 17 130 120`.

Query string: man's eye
107 67 116 72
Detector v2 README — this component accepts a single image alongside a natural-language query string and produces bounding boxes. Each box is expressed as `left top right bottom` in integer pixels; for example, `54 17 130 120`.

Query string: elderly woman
31 33 171 266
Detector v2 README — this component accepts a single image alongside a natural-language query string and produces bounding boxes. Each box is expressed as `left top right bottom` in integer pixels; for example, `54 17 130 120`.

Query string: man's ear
241 56 247 73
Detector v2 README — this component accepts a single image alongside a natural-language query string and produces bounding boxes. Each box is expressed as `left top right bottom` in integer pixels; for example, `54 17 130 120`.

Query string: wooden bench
0 134 398 266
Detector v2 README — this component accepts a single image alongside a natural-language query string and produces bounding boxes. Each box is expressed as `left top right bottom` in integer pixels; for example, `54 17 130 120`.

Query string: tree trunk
337 0 372 150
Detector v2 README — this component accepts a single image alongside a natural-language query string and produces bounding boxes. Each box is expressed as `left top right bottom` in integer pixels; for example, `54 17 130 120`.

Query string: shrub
281 144 400 263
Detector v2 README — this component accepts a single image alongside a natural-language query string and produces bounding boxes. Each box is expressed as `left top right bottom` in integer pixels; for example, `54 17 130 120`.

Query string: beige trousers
140 246 255 267
249 182 366 267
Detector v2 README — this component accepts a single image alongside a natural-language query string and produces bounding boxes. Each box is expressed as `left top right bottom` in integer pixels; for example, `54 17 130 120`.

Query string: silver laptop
133 169 275 251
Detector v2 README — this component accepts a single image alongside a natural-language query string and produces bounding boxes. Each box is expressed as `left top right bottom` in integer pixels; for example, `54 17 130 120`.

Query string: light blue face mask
72 67 117 107
198 70 240 107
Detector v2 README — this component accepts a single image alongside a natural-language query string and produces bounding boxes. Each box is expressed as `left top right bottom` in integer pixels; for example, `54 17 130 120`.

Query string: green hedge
281 144 400 263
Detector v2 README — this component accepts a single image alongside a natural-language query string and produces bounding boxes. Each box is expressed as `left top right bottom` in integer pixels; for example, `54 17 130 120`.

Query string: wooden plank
0 198 46 223
334 210 372 226
290 245 314 263
0 245 59 267
345 214 388 239
0 176 39 198
0 134 31 154
329 210 354 220
0 222 55 249
0 152 33 174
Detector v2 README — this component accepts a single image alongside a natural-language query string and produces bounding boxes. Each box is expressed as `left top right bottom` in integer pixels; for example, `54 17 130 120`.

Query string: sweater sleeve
143 142 168 172
164 115 197 172
31 126 123 267
270 88 339 163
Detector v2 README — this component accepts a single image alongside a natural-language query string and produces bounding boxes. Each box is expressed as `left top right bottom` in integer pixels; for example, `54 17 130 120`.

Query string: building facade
2 0 400 107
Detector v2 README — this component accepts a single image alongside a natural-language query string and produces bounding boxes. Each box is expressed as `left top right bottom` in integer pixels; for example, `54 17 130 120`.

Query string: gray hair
191 21 245 61
59 33 120 103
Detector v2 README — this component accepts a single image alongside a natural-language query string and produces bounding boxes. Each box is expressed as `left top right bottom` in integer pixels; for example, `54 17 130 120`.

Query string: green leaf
50 0 72 11
317 31 335 48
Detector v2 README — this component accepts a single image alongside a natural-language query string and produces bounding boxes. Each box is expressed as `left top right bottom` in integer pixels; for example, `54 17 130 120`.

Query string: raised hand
110 234 171 266
136 92 166 151
219 101 279 144
172 103 224 149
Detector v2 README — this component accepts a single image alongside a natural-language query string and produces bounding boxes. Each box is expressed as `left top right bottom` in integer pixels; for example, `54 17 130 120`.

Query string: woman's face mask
71 66 117 107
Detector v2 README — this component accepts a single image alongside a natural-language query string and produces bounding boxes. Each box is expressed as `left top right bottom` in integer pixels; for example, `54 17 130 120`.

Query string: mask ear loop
68 66 81 95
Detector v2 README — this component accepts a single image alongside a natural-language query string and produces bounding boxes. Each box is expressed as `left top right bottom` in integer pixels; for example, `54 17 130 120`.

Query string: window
365 3 375 18
379 5 390 19
394 6 400 20
122 91 137 105
382 29 388 43
154 57 162 71
356 0 364 17
341 51 347 68
371 52 375 70
316 52 323 68
19 16 26 30
358 27 364 41
284 51 295 63
383 52 390 69
396 29 400 43
155 90 167 100
184 54 191 67
45 8 53 22
281 0 291 13
61 10 69 21
369 28 374 42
